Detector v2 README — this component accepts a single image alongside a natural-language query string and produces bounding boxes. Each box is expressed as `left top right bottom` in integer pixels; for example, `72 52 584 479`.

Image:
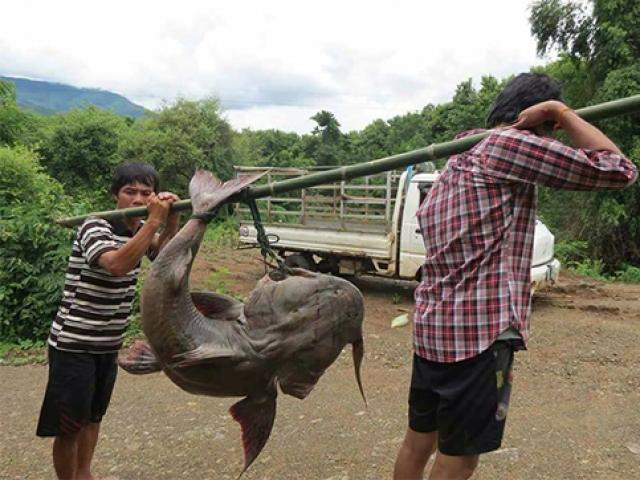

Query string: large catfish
119 170 365 474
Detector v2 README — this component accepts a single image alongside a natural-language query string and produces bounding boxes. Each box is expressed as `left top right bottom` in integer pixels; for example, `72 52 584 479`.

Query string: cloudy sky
1 0 552 134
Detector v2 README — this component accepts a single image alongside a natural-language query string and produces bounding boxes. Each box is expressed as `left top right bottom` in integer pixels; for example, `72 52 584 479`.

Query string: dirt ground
2 245 640 480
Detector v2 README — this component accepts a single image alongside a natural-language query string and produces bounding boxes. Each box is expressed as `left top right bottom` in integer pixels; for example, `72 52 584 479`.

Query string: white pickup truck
237 165 560 291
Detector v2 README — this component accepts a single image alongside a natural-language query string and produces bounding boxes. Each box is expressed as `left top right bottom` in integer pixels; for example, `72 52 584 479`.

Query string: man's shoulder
485 127 539 142
78 217 113 235
454 128 488 140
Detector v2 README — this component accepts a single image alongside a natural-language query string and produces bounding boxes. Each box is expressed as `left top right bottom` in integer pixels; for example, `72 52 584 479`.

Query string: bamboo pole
57 94 640 227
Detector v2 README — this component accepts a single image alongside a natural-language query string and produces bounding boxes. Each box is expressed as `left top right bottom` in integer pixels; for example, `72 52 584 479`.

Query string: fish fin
169 344 236 368
191 291 243 320
118 340 162 374
352 337 367 406
229 391 277 476
189 170 267 215
277 376 317 399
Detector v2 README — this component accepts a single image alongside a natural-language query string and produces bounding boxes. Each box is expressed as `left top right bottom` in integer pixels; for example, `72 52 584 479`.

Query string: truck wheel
317 257 339 275
284 254 316 271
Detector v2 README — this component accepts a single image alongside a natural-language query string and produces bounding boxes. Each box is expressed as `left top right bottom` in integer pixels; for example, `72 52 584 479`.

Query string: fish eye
268 271 287 281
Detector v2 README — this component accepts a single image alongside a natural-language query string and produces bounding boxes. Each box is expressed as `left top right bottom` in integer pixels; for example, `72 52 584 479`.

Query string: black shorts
408 341 514 455
36 346 118 437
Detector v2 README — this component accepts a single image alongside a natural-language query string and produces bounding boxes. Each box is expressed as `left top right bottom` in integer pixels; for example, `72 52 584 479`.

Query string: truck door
398 181 430 278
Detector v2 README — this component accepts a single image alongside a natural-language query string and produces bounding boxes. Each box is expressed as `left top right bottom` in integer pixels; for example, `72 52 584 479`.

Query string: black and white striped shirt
48 217 147 353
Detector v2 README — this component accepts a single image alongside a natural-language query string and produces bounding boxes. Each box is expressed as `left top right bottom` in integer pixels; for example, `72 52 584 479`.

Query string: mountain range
0 76 147 118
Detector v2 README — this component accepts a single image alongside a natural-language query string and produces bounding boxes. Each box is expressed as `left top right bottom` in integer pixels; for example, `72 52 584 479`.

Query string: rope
245 197 292 280
190 206 222 224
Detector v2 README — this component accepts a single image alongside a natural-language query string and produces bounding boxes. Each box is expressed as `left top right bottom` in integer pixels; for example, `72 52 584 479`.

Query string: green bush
554 240 590 266
614 264 640 283
571 259 608 281
202 218 241 247
0 147 74 341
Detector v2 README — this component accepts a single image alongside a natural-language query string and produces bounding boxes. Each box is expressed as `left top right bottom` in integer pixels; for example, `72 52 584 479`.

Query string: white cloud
1 0 552 133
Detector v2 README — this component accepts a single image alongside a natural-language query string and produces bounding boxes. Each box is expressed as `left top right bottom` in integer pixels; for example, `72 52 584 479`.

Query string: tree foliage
120 98 234 196
530 0 640 80
0 79 44 148
306 110 346 166
0 147 74 341
38 107 128 209
531 0 640 268
232 129 313 168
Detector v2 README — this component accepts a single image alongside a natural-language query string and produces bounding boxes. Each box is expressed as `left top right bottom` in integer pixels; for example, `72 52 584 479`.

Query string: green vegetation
555 241 640 283
0 340 47 366
0 146 75 342
202 218 242 248
530 0 640 270
1 0 639 347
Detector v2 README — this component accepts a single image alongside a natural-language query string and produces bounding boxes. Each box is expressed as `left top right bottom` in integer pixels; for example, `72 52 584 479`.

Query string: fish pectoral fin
229 392 277 475
169 344 237 368
118 340 162 374
191 291 243 320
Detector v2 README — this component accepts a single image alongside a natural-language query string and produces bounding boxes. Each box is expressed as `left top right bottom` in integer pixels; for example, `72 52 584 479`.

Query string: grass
203 218 240 248
555 240 640 283
0 339 47 365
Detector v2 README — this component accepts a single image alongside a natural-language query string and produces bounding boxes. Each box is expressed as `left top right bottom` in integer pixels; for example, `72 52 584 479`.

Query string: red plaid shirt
414 128 638 363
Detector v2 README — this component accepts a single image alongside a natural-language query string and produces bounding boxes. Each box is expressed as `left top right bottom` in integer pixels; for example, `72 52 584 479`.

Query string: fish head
246 268 365 400
249 267 364 334
246 267 364 374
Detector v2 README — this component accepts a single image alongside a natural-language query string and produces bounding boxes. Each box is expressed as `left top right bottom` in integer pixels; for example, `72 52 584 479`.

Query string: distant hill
0 76 148 118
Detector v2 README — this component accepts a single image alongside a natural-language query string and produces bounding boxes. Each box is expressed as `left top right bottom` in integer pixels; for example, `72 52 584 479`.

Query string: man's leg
428 452 479 480
393 428 437 479
53 432 79 480
76 422 101 480
427 342 515 480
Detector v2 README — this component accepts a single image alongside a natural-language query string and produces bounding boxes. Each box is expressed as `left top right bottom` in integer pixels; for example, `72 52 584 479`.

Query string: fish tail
189 169 265 215
352 337 366 406
229 389 277 477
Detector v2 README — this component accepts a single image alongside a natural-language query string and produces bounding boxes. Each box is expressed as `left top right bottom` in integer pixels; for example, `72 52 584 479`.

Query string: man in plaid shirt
393 73 637 480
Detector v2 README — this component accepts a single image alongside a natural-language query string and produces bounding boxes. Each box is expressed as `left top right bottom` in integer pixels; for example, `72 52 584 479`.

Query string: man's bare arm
150 192 181 254
512 100 622 154
98 196 170 276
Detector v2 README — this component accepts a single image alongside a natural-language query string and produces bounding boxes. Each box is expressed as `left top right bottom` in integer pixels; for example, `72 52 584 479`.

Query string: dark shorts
408 341 514 455
36 345 118 437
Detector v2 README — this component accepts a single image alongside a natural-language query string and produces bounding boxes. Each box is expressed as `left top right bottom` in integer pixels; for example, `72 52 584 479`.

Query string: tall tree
308 110 345 166
121 98 234 196
530 0 640 81
0 79 43 147
530 0 640 267
39 107 127 208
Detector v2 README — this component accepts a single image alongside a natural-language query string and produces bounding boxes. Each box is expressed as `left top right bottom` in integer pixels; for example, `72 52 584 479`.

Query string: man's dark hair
486 73 562 128
111 162 160 195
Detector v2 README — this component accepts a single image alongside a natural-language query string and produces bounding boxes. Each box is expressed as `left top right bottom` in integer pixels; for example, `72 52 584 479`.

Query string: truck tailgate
239 224 393 260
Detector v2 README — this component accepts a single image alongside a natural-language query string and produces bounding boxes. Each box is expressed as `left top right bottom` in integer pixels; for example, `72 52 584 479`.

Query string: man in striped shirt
393 74 638 480
37 162 181 480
